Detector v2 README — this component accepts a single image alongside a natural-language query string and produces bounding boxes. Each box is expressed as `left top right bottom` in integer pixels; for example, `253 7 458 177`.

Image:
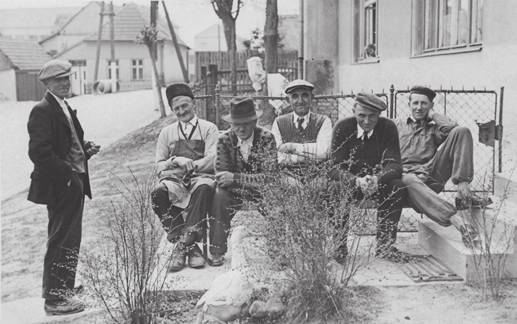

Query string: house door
70 60 87 96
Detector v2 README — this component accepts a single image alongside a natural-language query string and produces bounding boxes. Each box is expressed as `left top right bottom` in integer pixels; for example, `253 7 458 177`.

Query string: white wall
333 0 517 177
0 69 16 100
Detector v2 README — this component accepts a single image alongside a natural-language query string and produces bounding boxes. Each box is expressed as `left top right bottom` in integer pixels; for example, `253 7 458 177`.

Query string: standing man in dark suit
27 59 100 316
330 92 409 263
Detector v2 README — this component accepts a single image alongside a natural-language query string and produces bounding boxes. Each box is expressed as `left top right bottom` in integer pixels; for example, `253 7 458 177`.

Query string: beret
39 59 74 81
355 92 387 112
166 83 194 106
410 85 436 101
285 79 314 94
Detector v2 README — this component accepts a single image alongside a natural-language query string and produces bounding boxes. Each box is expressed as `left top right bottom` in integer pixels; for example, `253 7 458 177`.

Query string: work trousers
43 172 85 300
208 187 261 255
151 183 213 245
403 126 474 226
331 178 407 252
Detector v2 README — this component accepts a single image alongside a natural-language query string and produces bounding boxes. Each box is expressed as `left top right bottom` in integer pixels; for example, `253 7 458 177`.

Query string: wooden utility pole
162 1 189 83
149 1 166 116
109 1 116 92
93 1 105 82
264 0 279 73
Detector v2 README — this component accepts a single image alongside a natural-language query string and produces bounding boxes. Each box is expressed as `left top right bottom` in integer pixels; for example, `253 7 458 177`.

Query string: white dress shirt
237 132 254 162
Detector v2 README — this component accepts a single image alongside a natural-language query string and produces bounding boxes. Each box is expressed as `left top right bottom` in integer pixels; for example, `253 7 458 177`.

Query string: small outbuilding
0 38 52 101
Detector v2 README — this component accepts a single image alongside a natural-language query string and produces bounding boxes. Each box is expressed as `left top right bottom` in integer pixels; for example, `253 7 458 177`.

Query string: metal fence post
498 86 504 173
215 83 221 129
389 84 395 118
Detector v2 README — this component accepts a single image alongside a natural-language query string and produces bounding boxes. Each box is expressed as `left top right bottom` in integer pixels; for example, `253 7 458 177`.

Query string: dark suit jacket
27 91 92 205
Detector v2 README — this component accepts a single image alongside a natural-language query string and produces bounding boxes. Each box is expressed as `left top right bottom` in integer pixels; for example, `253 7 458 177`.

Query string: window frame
352 0 380 64
131 59 144 80
107 60 119 80
413 0 483 57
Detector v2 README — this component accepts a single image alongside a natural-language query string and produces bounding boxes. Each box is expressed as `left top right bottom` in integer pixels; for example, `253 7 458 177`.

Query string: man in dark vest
330 92 409 263
208 97 276 267
28 59 100 315
151 83 218 272
270 80 332 184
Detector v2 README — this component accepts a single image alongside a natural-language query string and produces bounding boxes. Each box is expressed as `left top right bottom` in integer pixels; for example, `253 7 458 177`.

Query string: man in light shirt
151 83 218 272
270 80 332 183
28 59 100 315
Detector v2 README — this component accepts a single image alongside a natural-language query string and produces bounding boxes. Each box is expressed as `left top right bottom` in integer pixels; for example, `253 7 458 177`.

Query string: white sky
0 0 300 47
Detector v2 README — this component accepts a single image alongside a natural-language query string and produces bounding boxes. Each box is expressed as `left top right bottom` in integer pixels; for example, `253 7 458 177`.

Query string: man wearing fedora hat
395 85 491 248
208 97 276 266
330 92 409 263
28 59 100 315
271 79 332 182
151 83 219 272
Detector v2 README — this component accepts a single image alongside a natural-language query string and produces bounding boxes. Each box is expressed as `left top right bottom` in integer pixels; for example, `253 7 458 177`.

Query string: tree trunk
264 0 279 73
220 15 237 95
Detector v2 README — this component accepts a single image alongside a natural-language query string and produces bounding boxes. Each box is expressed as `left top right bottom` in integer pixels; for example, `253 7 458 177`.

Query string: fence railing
193 84 504 232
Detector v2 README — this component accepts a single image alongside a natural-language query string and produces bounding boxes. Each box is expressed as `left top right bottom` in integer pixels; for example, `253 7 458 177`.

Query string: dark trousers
151 183 213 245
331 178 407 251
43 172 85 300
209 186 261 255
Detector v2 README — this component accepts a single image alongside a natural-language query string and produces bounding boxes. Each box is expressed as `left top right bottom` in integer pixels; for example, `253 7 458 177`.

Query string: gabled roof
84 2 187 47
0 38 52 70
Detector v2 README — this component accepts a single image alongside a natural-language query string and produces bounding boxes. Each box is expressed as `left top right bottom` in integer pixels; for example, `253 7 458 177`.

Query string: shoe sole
45 308 84 316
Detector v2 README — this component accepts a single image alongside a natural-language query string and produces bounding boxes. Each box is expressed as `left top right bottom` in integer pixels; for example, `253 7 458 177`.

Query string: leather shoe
44 299 84 316
208 254 225 267
376 246 412 263
188 244 205 268
169 243 187 272
456 194 493 210
459 224 481 248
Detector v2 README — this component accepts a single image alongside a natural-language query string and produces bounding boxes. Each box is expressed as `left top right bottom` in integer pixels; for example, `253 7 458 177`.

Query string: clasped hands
356 175 378 197
170 156 196 177
214 171 234 188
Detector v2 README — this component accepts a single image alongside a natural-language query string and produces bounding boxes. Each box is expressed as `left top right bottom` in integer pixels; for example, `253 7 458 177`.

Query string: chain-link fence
194 86 503 232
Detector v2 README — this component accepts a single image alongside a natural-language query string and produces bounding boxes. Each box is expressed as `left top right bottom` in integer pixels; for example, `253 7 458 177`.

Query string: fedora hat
222 97 262 123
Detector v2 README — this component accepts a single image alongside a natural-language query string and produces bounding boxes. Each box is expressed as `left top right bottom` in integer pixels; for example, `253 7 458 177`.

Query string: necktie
297 117 304 131
415 120 421 129
362 132 369 142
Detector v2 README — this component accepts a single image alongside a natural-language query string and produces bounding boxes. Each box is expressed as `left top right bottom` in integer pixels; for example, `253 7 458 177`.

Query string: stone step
418 201 517 281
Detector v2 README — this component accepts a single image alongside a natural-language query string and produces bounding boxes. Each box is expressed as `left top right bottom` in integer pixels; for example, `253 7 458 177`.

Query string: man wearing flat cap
28 59 100 315
395 85 491 248
208 97 276 266
330 92 409 263
271 79 332 182
151 83 218 272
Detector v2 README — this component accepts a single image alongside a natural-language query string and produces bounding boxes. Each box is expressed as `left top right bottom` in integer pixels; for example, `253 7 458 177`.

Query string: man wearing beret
330 92 409 263
151 83 218 272
395 85 491 248
270 79 332 183
28 59 100 315
208 97 276 266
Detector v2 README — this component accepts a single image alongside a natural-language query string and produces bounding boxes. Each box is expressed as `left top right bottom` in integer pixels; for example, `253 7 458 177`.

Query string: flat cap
355 92 387 112
410 85 436 101
285 79 314 94
38 59 74 81
166 83 194 106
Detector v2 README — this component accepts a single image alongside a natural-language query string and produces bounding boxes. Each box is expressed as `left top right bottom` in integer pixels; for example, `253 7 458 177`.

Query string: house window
353 0 378 62
131 59 143 80
107 60 119 79
414 0 483 55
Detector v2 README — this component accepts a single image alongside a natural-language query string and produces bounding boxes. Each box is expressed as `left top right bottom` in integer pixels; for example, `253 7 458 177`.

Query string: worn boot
187 244 206 268
169 243 187 272
375 221 411 263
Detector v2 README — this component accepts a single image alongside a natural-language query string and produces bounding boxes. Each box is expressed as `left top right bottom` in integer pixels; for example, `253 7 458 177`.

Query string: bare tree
211 0 244 95
263 0 278 73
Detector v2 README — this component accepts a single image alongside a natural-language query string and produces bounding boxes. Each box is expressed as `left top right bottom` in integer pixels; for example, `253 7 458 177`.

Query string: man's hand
215 171 234 188
86 141 101 156
171 156 195 174
278 143 296 154
356 175 378 197
427 108 436 121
